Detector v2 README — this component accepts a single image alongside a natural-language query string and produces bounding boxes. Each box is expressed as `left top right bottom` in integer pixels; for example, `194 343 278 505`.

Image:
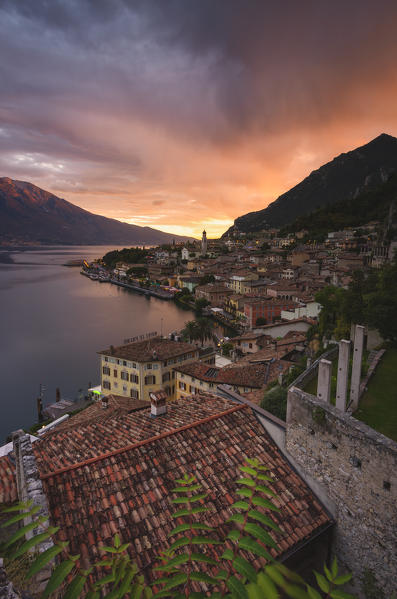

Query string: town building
244 298 298 328
99 337 199 401
194 283 233 307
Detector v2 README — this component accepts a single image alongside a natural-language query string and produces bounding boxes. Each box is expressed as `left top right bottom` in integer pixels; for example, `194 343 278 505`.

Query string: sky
1 0 397 238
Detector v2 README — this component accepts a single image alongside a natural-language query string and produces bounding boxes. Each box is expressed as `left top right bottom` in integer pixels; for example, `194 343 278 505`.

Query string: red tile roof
98 337 196 362
33 396 236 475
39 397 331 581
0 456 17 505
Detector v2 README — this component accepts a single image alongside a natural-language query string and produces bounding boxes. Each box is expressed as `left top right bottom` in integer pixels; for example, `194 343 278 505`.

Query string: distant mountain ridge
224 133 397 236
0 178 192 245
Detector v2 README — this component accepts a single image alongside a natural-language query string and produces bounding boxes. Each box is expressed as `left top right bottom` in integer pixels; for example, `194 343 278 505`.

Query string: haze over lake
0 246 195 442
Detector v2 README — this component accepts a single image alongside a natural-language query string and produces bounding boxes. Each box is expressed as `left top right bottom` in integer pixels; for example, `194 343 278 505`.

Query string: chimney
150 391 167 417
152 350 158 360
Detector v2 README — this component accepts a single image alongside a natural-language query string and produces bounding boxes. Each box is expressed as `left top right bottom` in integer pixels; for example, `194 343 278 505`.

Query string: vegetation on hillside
102 247 150 267
315 257 397 344
280 174 397 239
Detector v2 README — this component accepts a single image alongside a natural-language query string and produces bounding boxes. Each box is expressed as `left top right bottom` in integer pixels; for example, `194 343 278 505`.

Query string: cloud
0 0 397 236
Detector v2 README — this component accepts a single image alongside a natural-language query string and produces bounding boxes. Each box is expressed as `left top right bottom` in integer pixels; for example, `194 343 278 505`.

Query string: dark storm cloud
1 0 397 236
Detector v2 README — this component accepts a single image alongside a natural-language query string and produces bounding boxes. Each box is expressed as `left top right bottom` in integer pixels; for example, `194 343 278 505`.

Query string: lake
0 246 195 442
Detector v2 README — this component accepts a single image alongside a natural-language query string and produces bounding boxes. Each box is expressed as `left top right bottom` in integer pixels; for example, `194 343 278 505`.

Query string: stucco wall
286 388 397 597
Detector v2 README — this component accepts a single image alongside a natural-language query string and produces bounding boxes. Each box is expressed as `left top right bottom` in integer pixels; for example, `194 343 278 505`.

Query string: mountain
0 178 192 245
224 133 397 236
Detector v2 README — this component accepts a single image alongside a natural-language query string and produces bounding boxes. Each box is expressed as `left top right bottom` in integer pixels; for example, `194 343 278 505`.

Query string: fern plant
0 459 355 599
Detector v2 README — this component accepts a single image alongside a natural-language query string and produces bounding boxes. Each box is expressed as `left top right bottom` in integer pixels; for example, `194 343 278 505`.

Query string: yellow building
99 337 199 402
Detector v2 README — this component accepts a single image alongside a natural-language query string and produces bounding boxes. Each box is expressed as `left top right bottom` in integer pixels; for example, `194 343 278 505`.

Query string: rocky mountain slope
0 178 191 245
224 133 397 235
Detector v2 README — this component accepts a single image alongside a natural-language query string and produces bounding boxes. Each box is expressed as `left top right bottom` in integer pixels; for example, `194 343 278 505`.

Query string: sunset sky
1 0 397 238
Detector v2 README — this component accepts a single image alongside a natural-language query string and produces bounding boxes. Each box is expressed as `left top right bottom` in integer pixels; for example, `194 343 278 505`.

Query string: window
179 382 186 390
132 362 137 369
121 371 128 381
123 385 127 393
123 360 127 366
102 366 110 375
145 375 156 385
153 364 159 370
249 343 253 349
113 369 118 377
130 389 139 399
117 359 120 365
162 372 171 383
130 374 139 384
146 363 153 370
103 381 111 390
104 357 109 362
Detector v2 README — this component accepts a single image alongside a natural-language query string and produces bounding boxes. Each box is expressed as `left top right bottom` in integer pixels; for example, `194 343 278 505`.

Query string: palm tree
181 320 200 344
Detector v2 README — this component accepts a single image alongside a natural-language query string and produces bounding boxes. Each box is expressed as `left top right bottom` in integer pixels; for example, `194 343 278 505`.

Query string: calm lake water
0 246 195 442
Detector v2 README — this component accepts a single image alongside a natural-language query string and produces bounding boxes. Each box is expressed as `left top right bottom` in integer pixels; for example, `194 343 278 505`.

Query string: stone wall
286 388 397 598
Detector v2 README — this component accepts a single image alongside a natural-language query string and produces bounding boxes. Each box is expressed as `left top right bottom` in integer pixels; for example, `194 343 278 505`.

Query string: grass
355 349 397 442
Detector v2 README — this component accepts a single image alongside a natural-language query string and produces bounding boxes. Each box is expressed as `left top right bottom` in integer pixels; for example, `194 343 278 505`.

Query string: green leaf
129 583 144 599
254 485 276 497
239 466 257 477
252 496 280 512
237 478 256 487
172 484 201 493
168 523 213 536
333 573 352 585
85 592 100 599
256 572 279 599
306 585 322 599
154 553 190 571
247 582 264 599
245 458 260 468
236 488 254 498
63 574 87 599
2 500 33 513
162 572 188 590
227 530 241 542
257 473 272 482
172 506 208 518
42 559 77 599
171 493 207 504
244 523 278 549
114 534 121 548
100 546 119 553
94 573 116 588
239 537 274 562
283 584 309 599
227 575 248 599
231 501 250 511
329 591 355 599
1 505 41 527
273 564 305 585
233 556 257 582
228 513 245 524
190 552 218 565
118 569 141 599
265 565 286 586
248 510 281 532
331 556 338 578
324 563 333 581
314 571 330 594
10 528 59 560
221 548 234 560
190 572 218 584
4 516 48 549
26 543 67 579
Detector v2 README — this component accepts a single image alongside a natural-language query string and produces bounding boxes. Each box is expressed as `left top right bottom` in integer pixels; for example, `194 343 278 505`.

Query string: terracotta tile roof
46 396 150 433
175 361 274 388
39 398 331 581
0 456 17 505
33 396 235 475
98 337 196 362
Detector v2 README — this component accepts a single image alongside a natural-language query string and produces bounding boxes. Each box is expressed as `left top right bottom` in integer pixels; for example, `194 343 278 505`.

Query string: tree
199 274 215 285
261 386 288 420
194 297 210 316
255 317 267 326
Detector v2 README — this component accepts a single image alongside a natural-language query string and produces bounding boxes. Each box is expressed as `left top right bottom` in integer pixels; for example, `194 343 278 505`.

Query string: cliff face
0 178 191 245
224 133 397 235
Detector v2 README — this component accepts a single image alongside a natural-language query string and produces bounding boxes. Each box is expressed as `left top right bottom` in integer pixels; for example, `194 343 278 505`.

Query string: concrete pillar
336 340 350 412
317 359 332 403
350 325 365 411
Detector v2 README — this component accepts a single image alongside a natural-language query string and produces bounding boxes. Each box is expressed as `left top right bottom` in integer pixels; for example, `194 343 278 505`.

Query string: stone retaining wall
286 387 397 597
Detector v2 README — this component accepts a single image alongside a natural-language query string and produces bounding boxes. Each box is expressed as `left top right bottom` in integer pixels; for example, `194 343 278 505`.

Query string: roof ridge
40 404 248 480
